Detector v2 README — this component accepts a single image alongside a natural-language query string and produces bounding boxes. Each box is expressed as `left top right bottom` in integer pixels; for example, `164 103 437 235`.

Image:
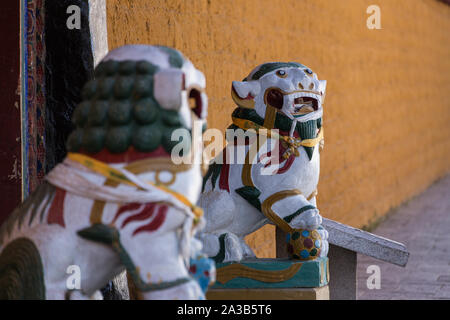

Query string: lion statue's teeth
294 105 315 115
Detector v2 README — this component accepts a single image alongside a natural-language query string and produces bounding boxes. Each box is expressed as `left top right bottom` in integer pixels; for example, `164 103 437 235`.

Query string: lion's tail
0 237 45 299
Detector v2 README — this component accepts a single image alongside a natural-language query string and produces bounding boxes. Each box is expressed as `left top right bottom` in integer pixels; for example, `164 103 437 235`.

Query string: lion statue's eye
305 69 313 75
276 70 287 78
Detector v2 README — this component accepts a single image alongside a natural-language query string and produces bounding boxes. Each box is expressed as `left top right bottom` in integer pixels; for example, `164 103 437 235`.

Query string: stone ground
357 174 450 300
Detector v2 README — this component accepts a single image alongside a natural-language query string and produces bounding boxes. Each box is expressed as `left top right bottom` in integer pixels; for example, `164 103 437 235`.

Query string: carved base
207 286 329 300
212 257 329 289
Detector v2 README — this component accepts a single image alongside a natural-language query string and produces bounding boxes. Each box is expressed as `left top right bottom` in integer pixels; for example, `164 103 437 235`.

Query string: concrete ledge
207 286 329 300
322 218 409 267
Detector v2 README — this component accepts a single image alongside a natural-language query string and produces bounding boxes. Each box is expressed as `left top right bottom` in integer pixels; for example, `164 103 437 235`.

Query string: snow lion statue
0 45 214 300
199 62 329 263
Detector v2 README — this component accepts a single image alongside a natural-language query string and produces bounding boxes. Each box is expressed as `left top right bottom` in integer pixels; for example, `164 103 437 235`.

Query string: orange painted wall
106 0 450 257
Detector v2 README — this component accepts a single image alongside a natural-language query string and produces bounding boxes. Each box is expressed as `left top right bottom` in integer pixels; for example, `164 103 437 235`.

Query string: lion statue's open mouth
293 95 319 116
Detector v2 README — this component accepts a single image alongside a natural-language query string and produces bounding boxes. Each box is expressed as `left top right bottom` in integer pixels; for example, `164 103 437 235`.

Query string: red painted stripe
132 205 168 236
47 188 66 227
79 146 171 164
121 203 156 228
112 202 142 224
219 151 230 192
219 163 230 192
276 154 295 174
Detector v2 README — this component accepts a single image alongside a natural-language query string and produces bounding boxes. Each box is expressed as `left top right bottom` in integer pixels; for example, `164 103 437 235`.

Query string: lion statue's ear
231 80 261 109
319 80 327 102
154 68 184 110
232 80 261 99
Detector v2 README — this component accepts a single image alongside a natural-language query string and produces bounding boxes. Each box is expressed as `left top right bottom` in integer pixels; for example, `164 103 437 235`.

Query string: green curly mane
67 57 188 155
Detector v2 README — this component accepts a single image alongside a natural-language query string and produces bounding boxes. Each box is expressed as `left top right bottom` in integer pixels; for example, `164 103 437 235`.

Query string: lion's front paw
223 233 248 262
317 226 329 257
290 208 322 230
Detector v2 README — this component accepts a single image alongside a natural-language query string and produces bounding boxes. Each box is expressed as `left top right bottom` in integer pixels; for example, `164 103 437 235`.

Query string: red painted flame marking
260 139 295 174
121 203 156 229
47 188 66 227
132 205 168 236
112 202 142 225
219 151 230 192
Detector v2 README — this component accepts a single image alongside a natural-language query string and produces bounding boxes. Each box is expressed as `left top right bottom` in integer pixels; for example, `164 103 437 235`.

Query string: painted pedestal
206 258 329 300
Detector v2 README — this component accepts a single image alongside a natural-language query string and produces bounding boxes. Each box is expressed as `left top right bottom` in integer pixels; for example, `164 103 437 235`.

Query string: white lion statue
0 45 214 300
199 62 329 263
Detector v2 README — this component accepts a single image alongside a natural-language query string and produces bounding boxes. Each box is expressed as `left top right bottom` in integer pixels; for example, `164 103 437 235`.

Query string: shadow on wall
44 0 94 174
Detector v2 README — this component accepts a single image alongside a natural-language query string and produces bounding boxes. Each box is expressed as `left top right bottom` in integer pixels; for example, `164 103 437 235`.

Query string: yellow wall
106 0 450 257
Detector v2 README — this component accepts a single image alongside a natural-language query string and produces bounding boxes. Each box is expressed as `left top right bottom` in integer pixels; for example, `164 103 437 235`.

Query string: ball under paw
286 229 322 260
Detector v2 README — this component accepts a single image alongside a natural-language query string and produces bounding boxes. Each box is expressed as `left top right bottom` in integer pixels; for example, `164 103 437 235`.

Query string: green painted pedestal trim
212 257 329 289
